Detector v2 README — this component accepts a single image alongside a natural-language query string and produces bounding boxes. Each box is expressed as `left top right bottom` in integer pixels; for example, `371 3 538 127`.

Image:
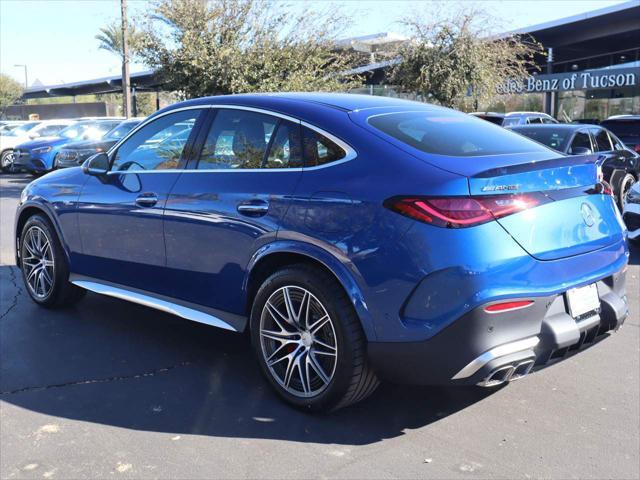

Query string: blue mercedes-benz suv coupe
14 93 629 411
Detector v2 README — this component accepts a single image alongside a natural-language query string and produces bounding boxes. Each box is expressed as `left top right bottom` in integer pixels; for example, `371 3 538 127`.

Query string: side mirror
82 152 109 176
570 146 592 155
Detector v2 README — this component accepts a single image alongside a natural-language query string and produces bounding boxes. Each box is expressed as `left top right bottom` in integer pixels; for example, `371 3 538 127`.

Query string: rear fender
244 240 376 341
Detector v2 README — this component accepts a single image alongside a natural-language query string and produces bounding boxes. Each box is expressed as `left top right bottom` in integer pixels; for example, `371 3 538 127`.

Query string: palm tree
95 21 140 60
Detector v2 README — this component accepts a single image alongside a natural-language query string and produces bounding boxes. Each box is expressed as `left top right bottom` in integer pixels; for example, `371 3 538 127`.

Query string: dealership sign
497 66 640 95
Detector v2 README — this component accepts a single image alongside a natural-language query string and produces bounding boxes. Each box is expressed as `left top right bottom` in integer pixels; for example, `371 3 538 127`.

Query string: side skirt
70 275 246 333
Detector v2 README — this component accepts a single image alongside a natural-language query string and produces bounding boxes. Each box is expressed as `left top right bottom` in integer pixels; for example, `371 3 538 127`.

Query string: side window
570 132 592 153
198 109 279 169
112 109 201 171
541 117 556 124
38 125 67 136
609 132 626 151
265 120 303 168
593 129 612 152
527 117 543 124
302 127 347 167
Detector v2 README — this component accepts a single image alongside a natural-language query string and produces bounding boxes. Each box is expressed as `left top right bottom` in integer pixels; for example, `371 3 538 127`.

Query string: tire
19 214 86 308
250 264 379 412
1 150 15 173
618 173 636 210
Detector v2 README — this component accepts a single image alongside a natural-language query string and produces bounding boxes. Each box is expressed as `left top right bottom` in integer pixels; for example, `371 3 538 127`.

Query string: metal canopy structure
22 69 162 100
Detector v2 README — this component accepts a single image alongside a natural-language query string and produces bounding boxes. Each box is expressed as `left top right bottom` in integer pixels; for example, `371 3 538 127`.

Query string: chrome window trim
105 103 358 174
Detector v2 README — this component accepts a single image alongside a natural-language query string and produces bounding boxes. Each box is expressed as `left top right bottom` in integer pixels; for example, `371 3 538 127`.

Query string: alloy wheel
22 226 55 299
621 177 635 208
259 285 338 398
1 151 15 171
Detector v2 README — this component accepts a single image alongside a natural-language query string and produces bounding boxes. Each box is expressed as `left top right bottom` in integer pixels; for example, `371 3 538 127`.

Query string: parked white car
623 181 640 243
0 120 73 172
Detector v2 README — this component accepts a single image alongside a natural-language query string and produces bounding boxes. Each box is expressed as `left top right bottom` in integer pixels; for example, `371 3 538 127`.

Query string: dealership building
16 0 640 121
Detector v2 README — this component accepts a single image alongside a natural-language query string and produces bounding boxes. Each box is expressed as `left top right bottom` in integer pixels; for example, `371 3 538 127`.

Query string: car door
163 107 303 319
75 107 207 293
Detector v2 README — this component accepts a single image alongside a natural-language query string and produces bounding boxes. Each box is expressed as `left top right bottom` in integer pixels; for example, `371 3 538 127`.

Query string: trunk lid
467 154 623 260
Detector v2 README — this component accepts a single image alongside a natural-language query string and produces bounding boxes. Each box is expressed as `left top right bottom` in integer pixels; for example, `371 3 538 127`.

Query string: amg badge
481 184 519 192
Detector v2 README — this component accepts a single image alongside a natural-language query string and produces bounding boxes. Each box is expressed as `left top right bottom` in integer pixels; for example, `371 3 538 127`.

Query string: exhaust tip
510 360 535 381
478 365 515 387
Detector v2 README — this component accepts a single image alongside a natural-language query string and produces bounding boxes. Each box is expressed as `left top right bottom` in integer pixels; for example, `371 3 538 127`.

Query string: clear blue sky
0 0 629 87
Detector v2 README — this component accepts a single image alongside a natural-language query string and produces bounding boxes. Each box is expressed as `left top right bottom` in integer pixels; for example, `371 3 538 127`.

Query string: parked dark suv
511 123 639 209
601 115 640 154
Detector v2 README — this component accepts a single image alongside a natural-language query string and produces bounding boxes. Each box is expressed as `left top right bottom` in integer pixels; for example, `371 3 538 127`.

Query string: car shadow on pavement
0 174 31 198
629 243 639 265
0 265 494 446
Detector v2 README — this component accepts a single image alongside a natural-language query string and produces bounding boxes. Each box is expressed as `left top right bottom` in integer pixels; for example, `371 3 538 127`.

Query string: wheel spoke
260 329 299 343
299 353 311 394
295 291 309 328
308 315 330 335
41 267 53 288
266 343 292 365
312 348 337 358
26 265 40 285
307 351 330 385
23 238 38 257
282 287 296 326
313 338 337 353
265 301 295 330
36 271 45 295
283 355 296 388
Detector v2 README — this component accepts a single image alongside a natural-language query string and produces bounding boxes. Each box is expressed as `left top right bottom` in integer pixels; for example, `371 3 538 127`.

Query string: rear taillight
384 193 550 228
634 144 640 154
595 181 614 196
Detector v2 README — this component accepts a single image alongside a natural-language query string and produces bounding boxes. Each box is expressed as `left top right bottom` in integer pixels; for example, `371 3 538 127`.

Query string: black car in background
55 118 143 169
510 124 639 209
470 111 558 126
601 116 640 154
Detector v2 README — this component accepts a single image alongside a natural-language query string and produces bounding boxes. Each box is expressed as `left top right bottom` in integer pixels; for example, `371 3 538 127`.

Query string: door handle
135 193 159 207
237 200 269 216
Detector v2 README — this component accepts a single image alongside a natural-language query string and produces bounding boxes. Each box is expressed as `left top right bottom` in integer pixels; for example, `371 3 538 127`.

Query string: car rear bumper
368 266 628 386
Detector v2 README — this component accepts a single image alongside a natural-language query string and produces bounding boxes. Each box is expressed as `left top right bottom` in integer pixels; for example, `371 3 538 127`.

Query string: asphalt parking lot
0 172 638 479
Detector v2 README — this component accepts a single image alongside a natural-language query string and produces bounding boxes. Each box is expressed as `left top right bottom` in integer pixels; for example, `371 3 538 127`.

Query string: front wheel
250 264 379 412
1 150 15 173
20 214 85 308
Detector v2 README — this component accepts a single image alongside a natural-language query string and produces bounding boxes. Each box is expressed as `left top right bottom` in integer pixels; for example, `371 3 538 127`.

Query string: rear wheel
20 214 85 308
617 173 636 210
250 264 379 412
1 150 15 173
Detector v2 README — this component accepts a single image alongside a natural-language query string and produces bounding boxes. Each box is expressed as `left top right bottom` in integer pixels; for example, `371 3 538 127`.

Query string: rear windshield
510 127 572 152
476 115 504 126
368 111 550 157
600 120 640 140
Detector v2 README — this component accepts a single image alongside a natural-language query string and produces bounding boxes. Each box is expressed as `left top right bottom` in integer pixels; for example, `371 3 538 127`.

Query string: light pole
121 0 132 118
14 64 28 89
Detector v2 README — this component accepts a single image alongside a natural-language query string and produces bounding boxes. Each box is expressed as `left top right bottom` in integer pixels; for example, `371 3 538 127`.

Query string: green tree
0 74 24 115
135 0 360 98
390 6 543 109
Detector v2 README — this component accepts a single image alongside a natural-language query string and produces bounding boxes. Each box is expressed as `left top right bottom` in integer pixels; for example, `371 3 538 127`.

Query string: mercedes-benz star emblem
581 203 595 227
